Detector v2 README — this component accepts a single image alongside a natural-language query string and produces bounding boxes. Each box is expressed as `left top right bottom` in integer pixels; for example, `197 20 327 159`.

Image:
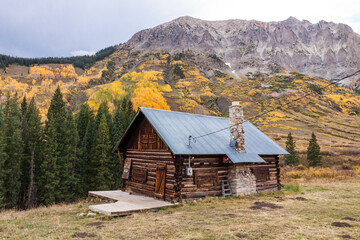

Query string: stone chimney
229 101 245 152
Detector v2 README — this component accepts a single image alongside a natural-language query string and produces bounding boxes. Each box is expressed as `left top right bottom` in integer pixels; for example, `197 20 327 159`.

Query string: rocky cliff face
127 16 360 87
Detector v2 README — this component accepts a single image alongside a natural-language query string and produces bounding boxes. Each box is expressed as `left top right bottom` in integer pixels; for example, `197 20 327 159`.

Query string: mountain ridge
127 16 360 88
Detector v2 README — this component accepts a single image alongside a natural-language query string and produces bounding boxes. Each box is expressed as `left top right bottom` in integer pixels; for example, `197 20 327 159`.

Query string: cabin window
194 169 218 187
131 166 148 183
140 133 157 148
252 167 270 181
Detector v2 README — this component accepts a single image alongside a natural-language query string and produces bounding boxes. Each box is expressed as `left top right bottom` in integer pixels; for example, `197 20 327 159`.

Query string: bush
173 64 185 78
352 166 360 175
282 184 301 193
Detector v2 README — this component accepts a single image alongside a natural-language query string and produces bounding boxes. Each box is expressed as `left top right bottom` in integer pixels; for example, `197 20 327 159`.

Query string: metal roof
116 107 288 163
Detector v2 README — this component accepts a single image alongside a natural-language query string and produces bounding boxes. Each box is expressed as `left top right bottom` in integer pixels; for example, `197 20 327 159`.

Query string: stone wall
228 164 256 196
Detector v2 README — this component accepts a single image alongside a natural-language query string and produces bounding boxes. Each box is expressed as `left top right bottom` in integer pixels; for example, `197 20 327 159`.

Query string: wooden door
155 163 166 200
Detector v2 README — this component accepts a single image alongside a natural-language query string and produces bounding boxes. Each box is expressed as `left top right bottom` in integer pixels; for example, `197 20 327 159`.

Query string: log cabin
114 102 288 202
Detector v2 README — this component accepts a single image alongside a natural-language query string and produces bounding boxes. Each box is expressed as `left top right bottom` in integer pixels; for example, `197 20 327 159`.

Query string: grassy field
0 180 359 240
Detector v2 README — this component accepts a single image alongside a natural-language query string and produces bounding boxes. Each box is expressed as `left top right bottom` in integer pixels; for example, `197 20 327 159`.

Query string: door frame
154 163 166 200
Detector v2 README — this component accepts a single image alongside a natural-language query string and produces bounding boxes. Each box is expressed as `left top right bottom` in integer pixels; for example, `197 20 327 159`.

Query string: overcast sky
1 0 359 58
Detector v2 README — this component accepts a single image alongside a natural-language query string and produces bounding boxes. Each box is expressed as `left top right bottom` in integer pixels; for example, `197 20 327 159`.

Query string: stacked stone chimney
229 101 245 152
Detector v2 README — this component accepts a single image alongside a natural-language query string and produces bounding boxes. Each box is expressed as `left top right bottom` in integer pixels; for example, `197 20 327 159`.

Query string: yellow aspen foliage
87 81 127 111
177 98 198 112
248 89 262 97
0 77 29 94
29 66 55 79
131 86 170 110
326 94 360 115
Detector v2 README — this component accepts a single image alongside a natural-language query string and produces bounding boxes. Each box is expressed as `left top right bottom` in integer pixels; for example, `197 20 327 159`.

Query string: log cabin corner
113 102 289 202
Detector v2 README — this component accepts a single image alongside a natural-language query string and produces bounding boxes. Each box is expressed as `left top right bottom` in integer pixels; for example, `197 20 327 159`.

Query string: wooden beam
117 148 124 169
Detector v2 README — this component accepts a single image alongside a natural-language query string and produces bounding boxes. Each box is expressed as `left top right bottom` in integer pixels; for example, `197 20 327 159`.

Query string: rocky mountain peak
127 16 360 87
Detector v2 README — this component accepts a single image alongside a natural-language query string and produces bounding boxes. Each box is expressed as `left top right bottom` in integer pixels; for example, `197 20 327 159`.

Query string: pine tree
89 115 113 190
39 86 67 204
79 116 95 194
63 110 80 201
19 96 29 208
111 104 125 188
112 104 125 143
76 103 93 144
307 132 322 167
0 107 8 209
38 119 59 205
94 102 113 142
2 93 23 208
284 132 300 166
24 98 43 209
75 104 93 197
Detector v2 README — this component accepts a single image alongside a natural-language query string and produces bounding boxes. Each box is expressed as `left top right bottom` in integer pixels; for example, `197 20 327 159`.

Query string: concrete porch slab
88 191 174 216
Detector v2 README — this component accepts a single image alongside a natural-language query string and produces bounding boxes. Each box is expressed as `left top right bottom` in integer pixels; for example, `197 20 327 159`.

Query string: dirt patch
86 221 105 229
274 196 285 202
331 222 353 228
342 217 358 222
295 197 307 201
221 214 238 218
235 233 247 238
341 235 352 239
249 202 283 210
71 232 97 238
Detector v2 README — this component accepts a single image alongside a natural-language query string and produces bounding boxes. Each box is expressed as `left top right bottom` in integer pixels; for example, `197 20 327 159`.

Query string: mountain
0 16 360 165
127 16 360 89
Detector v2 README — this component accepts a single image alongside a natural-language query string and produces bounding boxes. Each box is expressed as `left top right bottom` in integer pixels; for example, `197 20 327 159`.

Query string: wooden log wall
177 156 228 199
124 149 178 202
125 116 168 151
250 155 280 192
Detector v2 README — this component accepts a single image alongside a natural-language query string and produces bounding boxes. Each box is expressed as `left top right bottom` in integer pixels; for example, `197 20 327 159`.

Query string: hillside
0 17 359 165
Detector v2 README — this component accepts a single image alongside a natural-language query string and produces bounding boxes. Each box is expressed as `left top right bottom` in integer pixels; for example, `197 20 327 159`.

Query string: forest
0 46 117 70
0 87 135 210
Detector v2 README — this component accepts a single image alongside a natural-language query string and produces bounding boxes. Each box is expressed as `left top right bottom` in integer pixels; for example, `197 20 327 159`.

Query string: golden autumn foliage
131 86 170 110
87 81 127 112
326 94 360 115
120 71 170 110
29 65 77 80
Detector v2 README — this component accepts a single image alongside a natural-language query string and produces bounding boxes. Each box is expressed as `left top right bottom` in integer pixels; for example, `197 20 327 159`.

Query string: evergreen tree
40 86 68 204
94 102 113 142
38 119 59 205
111 105 124 188
307 132 322 167
89 115 113 190
112 104 125 143
24 98 43 209
76 103 92 144
0 107 8 209
19 96 29 207
79 114 95 194
63 110 80 201
284 132 300 166
20 96 27 141
2 93 23 208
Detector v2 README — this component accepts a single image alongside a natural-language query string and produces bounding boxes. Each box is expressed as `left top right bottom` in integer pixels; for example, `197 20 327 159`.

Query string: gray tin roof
116 107 288 163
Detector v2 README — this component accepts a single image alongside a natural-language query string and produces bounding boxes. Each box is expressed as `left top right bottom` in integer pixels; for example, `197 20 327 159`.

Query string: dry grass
0 181 359 239
282 166 360 181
